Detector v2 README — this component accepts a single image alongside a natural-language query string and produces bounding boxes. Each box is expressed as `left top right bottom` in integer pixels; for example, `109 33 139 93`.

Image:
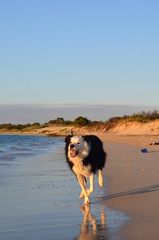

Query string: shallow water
0 134 63 164
0 135 129 240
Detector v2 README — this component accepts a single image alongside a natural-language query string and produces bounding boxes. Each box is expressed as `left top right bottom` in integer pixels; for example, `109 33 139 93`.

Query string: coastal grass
1 110 159 134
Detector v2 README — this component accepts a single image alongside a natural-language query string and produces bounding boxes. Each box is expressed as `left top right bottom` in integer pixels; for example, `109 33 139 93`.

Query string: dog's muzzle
69 144 79 157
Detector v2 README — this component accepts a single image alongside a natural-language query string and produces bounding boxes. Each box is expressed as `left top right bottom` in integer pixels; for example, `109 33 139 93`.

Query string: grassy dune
1 111 159 136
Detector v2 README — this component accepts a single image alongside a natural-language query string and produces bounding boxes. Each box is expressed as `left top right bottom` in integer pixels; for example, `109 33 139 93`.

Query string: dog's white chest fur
68 136 91 177
72 157 91 177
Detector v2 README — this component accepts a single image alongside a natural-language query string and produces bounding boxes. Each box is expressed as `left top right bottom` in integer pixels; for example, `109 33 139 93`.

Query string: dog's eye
77 142 80 144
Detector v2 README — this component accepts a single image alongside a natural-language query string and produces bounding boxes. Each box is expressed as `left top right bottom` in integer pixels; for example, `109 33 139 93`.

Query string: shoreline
1 128 159 140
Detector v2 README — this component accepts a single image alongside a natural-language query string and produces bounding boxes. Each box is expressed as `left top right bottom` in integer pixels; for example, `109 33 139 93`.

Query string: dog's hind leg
98 169 103 187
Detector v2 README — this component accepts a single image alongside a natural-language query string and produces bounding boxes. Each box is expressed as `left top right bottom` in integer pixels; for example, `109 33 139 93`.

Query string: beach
101 135 159 240
0 134 159 239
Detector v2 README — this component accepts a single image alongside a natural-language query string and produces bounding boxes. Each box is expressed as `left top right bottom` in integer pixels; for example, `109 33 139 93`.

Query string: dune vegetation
0 111 159 134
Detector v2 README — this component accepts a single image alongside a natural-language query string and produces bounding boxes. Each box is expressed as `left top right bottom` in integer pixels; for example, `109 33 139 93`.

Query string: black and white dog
65 135 106 204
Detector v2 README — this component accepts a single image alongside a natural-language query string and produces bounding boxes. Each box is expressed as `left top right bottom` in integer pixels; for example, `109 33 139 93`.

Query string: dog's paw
80 189 93 199
79 192 84 199
84 196 90 205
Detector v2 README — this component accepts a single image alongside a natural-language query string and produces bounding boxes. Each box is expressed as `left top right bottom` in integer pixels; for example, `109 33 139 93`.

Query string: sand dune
35 120 159 137
108 119 159 135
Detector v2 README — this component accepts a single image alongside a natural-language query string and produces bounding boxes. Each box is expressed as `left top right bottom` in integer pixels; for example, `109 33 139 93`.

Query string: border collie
65 135 107 204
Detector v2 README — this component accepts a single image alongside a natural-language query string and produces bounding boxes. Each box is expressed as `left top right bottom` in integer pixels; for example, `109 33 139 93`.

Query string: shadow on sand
98 183 159 201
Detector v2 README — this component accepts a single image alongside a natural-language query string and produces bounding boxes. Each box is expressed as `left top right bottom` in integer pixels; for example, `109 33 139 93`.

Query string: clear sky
0 0 159 107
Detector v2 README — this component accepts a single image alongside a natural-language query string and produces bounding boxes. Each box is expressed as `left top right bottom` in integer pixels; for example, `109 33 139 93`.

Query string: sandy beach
101 135 159 240
1 133 159 239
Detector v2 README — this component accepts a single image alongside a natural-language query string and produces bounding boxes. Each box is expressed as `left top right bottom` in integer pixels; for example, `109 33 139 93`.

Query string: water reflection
75 204 107 240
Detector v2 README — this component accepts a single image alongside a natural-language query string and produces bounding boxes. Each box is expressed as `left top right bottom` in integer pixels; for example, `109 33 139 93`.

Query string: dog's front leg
79 177 86 199
77 174 89 204
87 173 94 196
80 173 94 198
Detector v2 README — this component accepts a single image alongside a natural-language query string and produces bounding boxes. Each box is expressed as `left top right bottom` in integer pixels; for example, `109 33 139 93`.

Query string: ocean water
0 134 129 240
0 134 63 164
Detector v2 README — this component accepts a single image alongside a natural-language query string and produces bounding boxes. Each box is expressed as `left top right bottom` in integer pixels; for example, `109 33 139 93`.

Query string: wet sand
0 138 128 240
101 135 159 240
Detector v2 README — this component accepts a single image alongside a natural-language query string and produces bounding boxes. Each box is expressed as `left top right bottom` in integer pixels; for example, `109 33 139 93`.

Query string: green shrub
73 116 91 126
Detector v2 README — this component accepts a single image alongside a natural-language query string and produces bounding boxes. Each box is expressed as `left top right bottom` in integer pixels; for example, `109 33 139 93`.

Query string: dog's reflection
76 204 106 240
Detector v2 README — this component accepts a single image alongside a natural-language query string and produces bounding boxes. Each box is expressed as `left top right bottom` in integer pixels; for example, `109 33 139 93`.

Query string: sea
0 134 129 240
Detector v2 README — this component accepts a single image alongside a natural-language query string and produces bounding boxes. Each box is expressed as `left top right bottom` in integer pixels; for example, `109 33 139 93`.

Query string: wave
0 155 16 161
0 135 64 164
10 146 32 151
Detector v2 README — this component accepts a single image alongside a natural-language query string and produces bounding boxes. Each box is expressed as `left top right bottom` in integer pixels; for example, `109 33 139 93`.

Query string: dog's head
65 135 89 159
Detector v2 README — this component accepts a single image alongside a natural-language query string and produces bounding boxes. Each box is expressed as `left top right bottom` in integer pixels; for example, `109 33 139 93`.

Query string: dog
65 134 106 204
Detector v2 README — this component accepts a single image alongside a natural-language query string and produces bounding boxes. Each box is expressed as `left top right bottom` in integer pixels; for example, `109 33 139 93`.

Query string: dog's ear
82 135 89 144
65 135 71 144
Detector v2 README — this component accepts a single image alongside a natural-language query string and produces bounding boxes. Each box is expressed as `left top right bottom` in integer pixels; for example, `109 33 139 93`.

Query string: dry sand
100 135 159 240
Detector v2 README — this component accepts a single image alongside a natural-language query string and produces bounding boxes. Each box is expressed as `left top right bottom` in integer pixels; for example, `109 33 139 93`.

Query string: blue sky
0 0 159 107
